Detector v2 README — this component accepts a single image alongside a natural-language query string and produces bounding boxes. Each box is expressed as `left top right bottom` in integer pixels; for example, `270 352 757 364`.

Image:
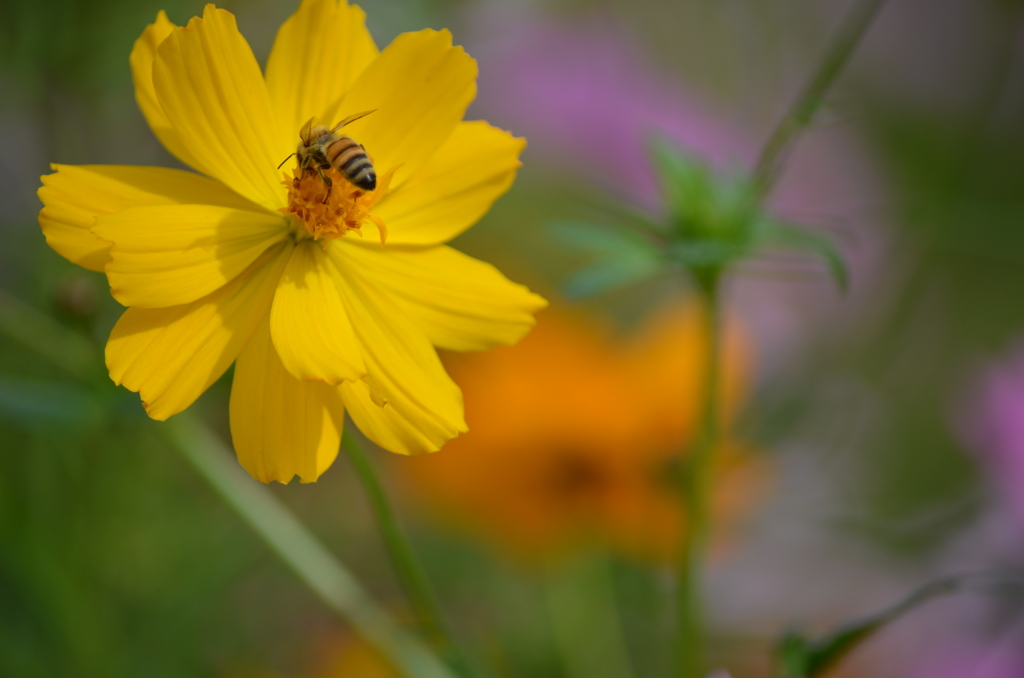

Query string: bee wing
299 116 316 143
331 109 377 132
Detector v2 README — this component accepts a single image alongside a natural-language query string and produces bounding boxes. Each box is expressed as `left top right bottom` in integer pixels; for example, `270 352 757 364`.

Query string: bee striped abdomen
326 135 377 191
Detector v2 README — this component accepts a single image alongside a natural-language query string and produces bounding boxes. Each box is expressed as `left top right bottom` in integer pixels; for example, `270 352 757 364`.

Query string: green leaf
649 138 762 248
775 633 814 678
649 139 715 221
665 239 746 269
572 194 670 236
649 137 716 188
562 252 662 299
753 220 849 293
774 573 1024 678
801 576 964 676
550 220 664 298
549 221 656 256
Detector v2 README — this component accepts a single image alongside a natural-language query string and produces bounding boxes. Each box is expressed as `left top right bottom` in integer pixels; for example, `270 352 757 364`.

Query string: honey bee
278 110 377 201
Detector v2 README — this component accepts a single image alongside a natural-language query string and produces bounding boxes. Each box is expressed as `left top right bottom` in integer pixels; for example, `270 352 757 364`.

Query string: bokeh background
3 0 1024 676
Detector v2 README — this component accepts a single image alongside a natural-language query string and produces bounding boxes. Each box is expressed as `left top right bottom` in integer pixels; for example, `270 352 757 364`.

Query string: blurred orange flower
396 301 766 562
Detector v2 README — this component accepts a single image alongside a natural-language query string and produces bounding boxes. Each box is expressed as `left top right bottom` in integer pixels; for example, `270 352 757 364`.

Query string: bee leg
317 168 333 204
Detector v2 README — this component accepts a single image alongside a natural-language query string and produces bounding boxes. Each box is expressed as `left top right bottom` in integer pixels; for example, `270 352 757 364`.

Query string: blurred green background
2 0 1024 676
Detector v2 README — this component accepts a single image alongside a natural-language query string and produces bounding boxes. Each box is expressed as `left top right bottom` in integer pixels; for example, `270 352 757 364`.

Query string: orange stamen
280 165 394 245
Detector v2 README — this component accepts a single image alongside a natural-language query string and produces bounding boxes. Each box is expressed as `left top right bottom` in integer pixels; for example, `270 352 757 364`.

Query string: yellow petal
340 242 546 351
323 29 477 190
374 122 525 245
265 0 378 138
230 315 345 483
130 11 201 169
38 164 259 272
153 6 288 211
94 205 289 308
106 244 290 421
270 241 365 384
340 378 456 455
326 246 467 455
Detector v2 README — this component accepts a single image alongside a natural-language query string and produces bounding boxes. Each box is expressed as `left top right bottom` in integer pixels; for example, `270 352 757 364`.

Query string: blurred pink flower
464 9 890 376
909 635 1024 678
470 16 747 208
961 342 1024 529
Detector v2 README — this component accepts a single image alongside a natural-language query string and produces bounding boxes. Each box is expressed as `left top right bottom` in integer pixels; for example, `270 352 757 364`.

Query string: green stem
0 290 459 678
676 273 722 678
341 433 479 678
164 416 457 678
542 555 638 678
752 0 888 196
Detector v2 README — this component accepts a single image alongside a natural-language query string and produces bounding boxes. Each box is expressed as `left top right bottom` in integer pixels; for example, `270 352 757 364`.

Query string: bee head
299 116 333 144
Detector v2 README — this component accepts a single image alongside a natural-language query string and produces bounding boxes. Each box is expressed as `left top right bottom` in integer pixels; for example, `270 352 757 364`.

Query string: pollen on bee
280 166 393 245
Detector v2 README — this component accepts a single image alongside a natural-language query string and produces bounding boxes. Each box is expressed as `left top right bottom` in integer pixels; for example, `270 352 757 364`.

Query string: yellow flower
37 1 545 483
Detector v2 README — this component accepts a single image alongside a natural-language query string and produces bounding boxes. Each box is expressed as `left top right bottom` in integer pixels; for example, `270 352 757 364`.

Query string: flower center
280 166 393 244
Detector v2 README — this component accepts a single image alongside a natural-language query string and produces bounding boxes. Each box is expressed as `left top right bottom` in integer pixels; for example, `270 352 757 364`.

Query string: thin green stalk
542 555 637 678
752 0 888 196
676 273 722 678
165 416 457 678
342 433 479 678
0 290 458 678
